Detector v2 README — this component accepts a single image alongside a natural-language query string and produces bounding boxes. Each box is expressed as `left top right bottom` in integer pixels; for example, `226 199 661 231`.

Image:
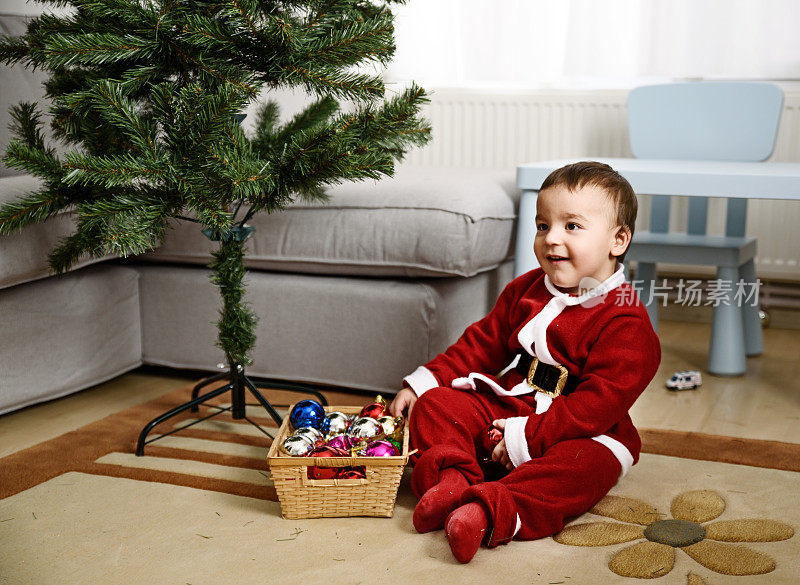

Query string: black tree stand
136 228 327 456
135 363 327 456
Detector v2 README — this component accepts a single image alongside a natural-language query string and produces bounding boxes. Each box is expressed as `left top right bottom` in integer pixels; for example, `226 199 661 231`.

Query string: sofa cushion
0 175 116 289
143 167 518 277
138 260 514 393
0 264 142 415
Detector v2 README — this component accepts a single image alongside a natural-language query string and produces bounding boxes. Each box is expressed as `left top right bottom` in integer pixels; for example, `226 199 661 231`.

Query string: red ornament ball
481 425 503 454
359 402 386 419
306 445 349 480
336 467 366 480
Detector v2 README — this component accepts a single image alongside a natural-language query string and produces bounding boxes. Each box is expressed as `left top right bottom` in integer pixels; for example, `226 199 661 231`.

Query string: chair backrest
627 82 784 162
628 82 784 238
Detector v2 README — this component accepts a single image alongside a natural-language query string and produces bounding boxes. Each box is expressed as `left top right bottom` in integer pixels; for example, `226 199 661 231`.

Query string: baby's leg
409 387 520 532
450 438 620 559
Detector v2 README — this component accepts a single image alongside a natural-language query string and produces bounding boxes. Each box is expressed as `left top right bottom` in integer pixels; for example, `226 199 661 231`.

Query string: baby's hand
490 419 514 471
389 387 417 418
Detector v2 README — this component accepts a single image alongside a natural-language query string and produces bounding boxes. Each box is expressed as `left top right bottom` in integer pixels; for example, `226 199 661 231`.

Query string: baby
390 161 661 562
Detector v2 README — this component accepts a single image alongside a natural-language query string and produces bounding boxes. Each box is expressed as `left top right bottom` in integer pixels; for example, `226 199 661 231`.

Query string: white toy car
666 370 702 391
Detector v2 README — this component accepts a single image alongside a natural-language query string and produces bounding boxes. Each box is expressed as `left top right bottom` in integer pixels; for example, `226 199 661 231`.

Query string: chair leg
708 266 746 376
635 262 659 332
513 190 541 278
739 259 764 357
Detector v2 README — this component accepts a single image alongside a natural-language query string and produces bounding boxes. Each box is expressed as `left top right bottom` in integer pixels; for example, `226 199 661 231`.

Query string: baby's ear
612 225 632 256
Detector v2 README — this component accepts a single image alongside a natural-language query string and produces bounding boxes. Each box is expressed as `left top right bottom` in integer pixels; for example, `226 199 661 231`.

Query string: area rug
1 382 799 585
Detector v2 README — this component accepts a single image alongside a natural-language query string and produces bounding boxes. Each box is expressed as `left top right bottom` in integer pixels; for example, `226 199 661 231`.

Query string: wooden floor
2 319 799 458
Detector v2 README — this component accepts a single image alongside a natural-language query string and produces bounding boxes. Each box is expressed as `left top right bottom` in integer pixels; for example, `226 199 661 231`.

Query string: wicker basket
267 405 411 519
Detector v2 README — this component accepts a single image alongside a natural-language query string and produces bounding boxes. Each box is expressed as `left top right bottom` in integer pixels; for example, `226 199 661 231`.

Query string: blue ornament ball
289 399 326 430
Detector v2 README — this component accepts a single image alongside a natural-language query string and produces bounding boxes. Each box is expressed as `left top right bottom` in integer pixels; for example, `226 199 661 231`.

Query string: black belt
514 353 581 397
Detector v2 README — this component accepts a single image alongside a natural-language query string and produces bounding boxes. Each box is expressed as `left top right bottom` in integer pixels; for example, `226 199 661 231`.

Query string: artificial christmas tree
0 0 430 454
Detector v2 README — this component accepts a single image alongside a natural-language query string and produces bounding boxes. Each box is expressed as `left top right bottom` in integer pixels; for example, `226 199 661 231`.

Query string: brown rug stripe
161 428 273 447
640 428 800 473
142 446 269 471
86 463 276 501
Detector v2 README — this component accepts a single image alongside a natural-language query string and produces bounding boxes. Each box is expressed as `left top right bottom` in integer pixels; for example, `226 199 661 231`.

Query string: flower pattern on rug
553 489 794 579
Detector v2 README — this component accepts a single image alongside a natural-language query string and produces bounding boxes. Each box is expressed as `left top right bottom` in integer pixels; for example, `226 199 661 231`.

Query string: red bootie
412 468 469 533
445 502 490 563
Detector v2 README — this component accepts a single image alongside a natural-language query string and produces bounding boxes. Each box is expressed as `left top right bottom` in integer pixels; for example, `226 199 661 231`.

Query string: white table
515 158 800 375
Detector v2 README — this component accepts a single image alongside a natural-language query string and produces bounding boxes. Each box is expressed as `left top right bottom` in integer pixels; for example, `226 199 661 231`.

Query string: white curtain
386 0 800 88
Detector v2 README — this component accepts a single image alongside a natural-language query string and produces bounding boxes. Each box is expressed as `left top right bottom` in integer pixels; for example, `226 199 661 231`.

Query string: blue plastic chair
625 81 783 375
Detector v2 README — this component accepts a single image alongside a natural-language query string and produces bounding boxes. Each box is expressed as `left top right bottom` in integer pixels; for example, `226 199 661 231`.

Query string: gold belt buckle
527 357 569 398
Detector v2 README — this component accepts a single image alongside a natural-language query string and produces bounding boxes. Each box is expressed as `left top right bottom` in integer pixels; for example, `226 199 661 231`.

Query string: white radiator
403 87 800 281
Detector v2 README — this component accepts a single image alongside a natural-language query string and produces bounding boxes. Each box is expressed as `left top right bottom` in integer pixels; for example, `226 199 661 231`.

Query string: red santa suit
404 265 661 545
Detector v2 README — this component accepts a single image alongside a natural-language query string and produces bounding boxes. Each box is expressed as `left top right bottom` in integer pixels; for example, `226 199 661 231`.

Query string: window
386 0 800 89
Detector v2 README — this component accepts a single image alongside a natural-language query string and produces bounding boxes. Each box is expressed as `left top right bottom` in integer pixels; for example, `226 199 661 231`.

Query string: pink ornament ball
362 440 399 457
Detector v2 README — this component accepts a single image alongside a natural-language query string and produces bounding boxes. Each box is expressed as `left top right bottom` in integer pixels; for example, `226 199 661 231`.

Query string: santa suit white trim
517 265 626 364
591 434 634 478
504 417 532 468
404 366 439 396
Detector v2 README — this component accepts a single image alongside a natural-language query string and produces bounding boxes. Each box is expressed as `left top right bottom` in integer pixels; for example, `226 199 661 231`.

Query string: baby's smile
546 255 570 262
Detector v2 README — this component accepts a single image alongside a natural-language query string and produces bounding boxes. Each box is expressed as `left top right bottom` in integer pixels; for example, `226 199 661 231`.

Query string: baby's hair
540 161 637 261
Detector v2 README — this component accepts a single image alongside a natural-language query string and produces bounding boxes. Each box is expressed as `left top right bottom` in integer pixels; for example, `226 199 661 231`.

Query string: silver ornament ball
281 434 314 456
325 411 351 435
349 416 382 438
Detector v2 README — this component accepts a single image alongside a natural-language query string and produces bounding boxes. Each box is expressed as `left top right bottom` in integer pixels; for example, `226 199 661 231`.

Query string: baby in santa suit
389 161 661 563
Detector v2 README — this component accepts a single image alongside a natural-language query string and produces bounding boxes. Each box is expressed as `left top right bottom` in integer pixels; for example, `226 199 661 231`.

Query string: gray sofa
0 13 518 415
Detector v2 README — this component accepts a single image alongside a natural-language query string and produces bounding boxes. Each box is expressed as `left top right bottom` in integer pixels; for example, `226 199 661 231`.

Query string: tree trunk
208 234 257 369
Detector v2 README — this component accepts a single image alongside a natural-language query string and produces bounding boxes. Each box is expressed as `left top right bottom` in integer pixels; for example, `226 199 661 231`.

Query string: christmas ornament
306 445 349 458
319 415 332 435
289 399 326 430
326 434 357 451
325 411 351 435
281 434 314 456
294 426 325 446
349 416 382 438
359 396 387 419
337 468 366 480
361 440 399 457
481 425 503 454
307 466 339 480
306 445 349 480
376 415 403 435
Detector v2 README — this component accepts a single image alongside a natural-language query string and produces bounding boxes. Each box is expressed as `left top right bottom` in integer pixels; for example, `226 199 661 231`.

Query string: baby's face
533 184 627 294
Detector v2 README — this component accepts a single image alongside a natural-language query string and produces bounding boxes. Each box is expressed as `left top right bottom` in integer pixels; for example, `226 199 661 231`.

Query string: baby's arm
407 273 534 395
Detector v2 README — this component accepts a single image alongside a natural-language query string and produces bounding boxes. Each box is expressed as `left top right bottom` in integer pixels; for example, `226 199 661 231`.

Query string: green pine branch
48 226 105 274
250 100 281 152
87 80 157 153
299 12 395 68
0 190 69 234
41 32 158 68
272 95 339 147
278 62 384 101
62 151 167 188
